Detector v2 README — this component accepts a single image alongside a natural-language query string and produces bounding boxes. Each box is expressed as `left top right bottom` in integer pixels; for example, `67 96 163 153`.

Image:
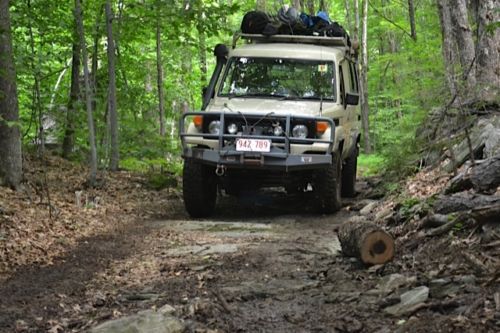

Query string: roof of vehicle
230 42 345 61
229 33 354 61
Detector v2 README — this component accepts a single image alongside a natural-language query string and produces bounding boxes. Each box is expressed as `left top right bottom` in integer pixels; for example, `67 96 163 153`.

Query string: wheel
182 159 217 218
341 146 358 197
314 154 342 213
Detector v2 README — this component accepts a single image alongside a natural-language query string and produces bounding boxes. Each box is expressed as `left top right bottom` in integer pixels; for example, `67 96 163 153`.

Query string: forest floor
0 155 499 333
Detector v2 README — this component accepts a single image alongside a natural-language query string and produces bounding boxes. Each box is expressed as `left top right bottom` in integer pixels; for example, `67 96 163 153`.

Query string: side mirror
213 44 228 63
345 93 359 105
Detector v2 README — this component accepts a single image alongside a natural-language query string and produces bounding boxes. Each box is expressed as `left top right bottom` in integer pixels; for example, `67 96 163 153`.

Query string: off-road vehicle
180 33 361 217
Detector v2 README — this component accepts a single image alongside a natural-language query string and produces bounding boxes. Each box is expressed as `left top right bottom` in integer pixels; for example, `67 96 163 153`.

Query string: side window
349 62 359 93
339 65 345 106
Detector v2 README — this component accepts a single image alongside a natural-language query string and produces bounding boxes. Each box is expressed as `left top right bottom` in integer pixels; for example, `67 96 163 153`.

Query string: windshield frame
217 56 337 102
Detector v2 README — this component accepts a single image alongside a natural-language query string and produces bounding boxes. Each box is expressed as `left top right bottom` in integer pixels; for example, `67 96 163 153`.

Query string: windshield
218 57 336 101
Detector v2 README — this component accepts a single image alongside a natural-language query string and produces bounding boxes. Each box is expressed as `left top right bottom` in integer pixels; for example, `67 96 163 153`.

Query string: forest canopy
0 0 499 187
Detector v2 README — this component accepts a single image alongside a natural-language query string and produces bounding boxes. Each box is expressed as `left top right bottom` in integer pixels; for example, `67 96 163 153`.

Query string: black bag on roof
315 22 351 45
241 11 271 34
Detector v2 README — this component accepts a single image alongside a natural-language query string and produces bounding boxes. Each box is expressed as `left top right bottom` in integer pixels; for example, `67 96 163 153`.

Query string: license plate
236 138 271 152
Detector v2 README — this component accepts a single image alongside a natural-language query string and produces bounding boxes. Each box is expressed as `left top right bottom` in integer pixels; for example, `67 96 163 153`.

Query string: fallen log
470 155 500 193
445 155 500 194
469 203 500 224
433 192 500 214
338 221 395 265
414 203 500 240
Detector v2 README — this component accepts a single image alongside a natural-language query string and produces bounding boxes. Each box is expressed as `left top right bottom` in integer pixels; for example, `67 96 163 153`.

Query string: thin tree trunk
0 0 22 189
436 0 457 97
105 0 119 171
319 0 328 12
196 22 207 87
115 0 129 92
293 0 301 11
156 6 166 137
75 0 98 186
344 0 353 36
62 33 81 159
91 5 103 115
27 0 44 156
256 0 265 11
306 0 314 15
359 0 371 154
354 0 360 42
408 0 417 41
475 0 500 102
449 0 476 93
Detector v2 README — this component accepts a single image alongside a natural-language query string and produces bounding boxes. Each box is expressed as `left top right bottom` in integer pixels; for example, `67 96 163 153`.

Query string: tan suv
180 34 361 217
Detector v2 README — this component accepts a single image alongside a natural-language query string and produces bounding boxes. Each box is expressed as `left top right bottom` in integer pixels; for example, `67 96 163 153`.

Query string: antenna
319 95 323 117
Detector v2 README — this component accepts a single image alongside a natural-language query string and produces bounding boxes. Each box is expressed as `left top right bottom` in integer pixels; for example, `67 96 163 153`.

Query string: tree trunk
91 5 103 113
475 0 500 102
436 0 458 97
319 0 328 12
344 0 353 36
359 0 372 154
156 6 166 137
338 220 395 265
0 0 22 189
408 0 417 41
306 0 315 15
293 0 300 11
62 34 81 159
105 0 119 171
449 0 476 93
196 22 207 88
75 0 98 186
256 0 265 11
353 0 359 42
26 0 44 156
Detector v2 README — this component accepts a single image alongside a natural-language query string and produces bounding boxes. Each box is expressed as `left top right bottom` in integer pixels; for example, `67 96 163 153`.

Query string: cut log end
338 220 395 265
360 231 395 265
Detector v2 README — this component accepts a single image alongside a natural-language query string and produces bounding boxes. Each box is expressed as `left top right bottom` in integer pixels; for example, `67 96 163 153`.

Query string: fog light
208 120 221 135
227 123 238 134
292 124 308 138
273 125 283 136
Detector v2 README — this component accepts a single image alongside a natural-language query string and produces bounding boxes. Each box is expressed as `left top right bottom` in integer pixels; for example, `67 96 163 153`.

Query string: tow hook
215 164 226 177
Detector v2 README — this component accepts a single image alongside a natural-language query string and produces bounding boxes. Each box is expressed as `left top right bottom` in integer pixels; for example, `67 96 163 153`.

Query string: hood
206 97 327 117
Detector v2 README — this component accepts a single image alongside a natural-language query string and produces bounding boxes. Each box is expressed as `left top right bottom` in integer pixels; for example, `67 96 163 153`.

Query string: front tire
314 154 342 213
341 146 358 197
182 159 217 218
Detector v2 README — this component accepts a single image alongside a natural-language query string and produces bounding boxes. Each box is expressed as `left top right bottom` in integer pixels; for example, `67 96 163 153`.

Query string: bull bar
180 111 336 171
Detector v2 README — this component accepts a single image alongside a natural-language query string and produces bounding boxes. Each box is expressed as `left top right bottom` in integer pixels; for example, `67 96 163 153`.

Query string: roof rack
233 33 349 48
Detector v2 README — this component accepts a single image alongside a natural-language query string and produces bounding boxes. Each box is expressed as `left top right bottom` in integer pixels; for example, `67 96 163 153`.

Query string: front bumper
180 111 336 171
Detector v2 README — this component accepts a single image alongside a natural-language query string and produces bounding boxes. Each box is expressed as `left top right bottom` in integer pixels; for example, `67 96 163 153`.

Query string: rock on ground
89 310 185 333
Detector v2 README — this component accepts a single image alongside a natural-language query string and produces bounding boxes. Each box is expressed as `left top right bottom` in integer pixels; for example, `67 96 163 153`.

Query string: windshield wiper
228 93 271 99
278 95 302 101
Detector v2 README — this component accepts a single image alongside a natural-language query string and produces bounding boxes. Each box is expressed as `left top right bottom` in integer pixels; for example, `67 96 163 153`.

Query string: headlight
227 123 238 134
292 124 308 138
273 125 283 136
208 120 221 135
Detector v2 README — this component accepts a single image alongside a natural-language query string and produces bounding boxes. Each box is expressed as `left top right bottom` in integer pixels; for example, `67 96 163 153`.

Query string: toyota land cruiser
180 33 361 217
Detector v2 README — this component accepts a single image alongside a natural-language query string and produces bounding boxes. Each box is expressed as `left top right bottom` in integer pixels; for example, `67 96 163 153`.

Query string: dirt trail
0 187 493 332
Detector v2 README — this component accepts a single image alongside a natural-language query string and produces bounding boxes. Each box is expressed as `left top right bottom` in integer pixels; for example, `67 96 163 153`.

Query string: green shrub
358 154 386 177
